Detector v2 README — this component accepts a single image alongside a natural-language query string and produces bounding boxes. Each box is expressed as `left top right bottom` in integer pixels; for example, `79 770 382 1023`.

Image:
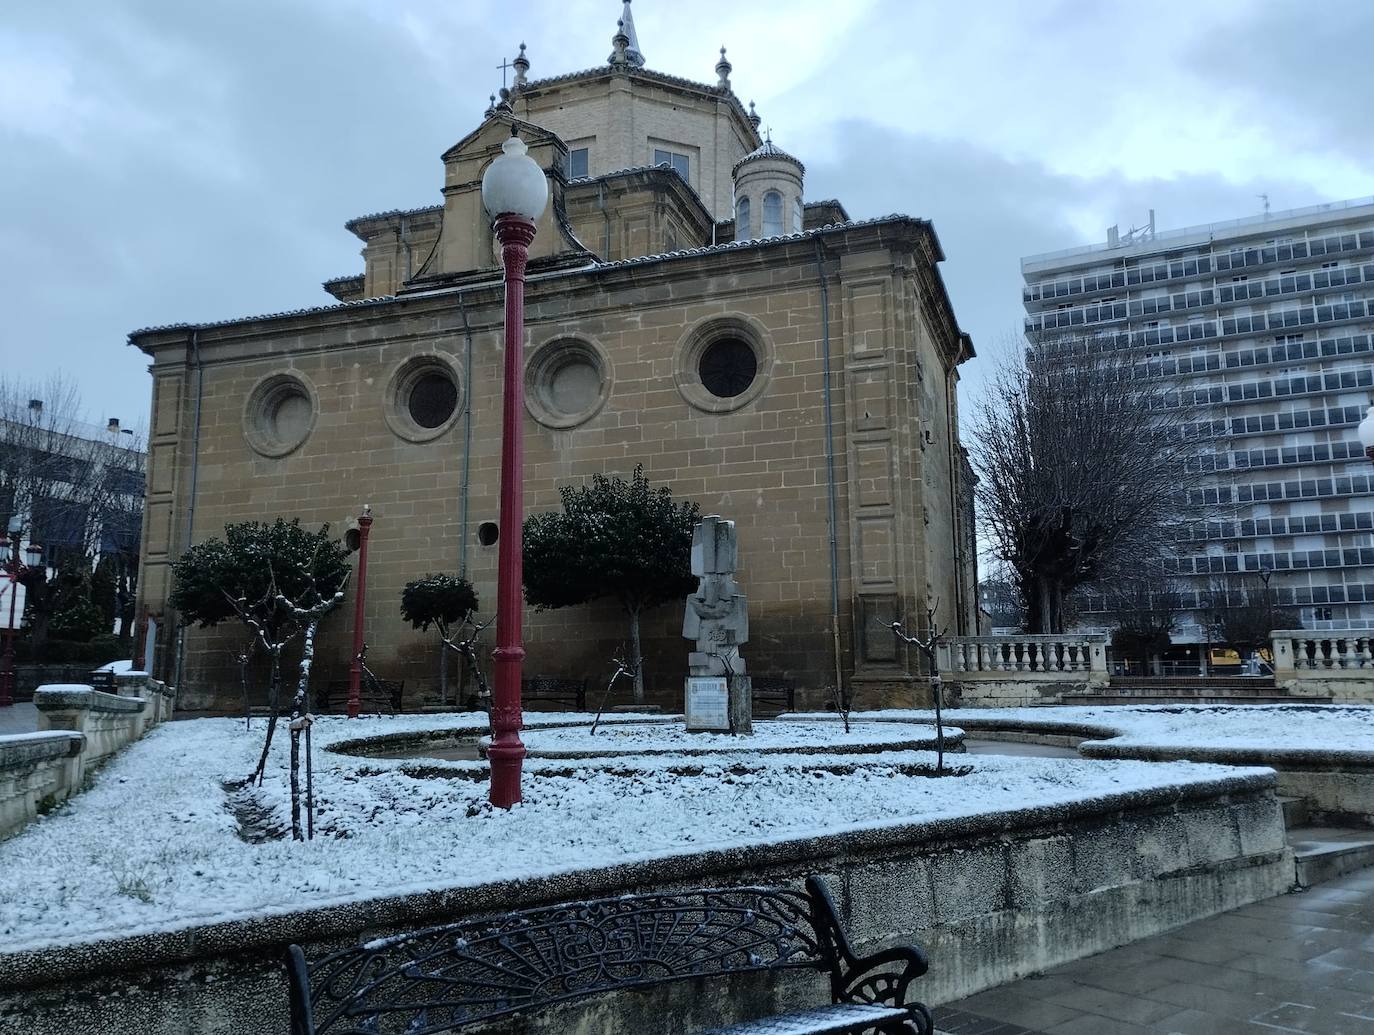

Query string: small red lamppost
346 504 374 719
480 129 548 808
1358 404 1374 466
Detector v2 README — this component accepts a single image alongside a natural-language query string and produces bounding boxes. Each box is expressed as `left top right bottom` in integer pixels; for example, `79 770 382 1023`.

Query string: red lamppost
1358 404 1374 466
480 129 548 808
346 504 374 719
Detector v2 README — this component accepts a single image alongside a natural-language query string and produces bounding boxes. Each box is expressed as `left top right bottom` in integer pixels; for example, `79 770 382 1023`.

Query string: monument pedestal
684 674 753 734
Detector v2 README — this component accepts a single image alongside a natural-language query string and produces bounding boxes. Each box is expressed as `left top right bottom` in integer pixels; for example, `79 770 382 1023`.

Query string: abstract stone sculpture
683 515 752 733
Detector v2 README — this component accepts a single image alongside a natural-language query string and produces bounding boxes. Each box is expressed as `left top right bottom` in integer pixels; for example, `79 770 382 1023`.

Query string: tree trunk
252 654 282 785
439 639 449 705
628 606 644 705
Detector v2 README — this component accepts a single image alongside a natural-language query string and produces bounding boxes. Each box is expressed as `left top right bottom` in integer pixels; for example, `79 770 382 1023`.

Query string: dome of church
731 140 805 178
731 135 805 241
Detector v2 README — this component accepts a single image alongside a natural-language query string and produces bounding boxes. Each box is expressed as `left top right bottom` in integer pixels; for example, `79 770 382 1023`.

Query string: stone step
1062 693 1333 706
1279 796 1311 829
1101 685 1283 696
1289 825 1374 886
1110 676 1276 688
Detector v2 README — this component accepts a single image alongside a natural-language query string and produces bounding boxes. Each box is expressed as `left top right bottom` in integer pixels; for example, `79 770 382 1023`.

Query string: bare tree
0 375 146 654
969 335 1201 633
1107 577 1185 675
1208 573 1300 654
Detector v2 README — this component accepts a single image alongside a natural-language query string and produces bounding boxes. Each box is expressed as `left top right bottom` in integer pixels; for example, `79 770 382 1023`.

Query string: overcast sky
3 0 1372 429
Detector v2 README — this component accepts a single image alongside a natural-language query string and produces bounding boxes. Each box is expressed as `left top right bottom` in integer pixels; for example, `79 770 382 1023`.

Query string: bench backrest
288 884 832 1034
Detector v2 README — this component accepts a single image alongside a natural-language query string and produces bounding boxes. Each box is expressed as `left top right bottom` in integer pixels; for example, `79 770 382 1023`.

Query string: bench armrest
285 944 316 1035
837 946 933 1034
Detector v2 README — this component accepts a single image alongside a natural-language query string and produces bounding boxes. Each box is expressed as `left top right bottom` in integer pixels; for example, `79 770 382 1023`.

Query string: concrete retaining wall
0 770 1292 1034
946 677 1087 708
0 732 85 839
1080 740 1374 827
33 686 150 767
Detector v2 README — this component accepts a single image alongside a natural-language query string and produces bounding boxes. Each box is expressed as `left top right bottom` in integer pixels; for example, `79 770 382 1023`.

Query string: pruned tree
168 519 350 784
1208 573 1300 654
969 335 1201 633
523 466 700 704
400 573 480 704
1107 577 1183 675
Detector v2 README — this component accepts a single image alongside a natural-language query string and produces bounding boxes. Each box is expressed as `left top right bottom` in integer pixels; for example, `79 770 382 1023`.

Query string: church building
130 4 979 712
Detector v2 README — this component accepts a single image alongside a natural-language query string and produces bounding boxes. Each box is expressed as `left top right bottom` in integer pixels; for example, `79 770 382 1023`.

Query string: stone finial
610 18 629 65
715 45 732 88
513 42 529 88
748 100 761 131
495 86 512 112
486 93 497 115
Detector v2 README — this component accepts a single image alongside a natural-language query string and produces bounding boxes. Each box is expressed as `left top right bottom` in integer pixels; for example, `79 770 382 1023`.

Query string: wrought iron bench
520 675 588 711
752 676 797 715
316 678 405 715
285 875 932 1034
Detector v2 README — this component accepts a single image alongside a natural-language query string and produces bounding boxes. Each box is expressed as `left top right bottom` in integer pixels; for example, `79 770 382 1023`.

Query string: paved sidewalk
935 867 1374 1034
0 702 38 734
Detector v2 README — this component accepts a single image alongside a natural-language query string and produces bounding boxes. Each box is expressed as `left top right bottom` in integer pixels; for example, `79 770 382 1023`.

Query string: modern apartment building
1022 197 1374 642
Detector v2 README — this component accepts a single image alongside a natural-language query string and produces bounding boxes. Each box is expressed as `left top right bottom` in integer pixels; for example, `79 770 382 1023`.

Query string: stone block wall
134 223 976 714
0 732 84 840
0 770 1290 1034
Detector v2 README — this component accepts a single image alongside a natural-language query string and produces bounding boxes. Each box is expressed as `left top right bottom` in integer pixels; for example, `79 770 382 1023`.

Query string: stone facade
130 28 977 713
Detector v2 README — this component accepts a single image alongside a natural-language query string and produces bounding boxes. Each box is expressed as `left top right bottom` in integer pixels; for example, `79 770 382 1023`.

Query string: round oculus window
384 355 464 442
408 372 458 429
698 337 758 399
525 337 611 429
243 373 316 457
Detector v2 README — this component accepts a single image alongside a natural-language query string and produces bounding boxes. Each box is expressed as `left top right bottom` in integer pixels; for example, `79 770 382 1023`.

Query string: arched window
793 197 803 233
762 191 783 237
736 197 751 240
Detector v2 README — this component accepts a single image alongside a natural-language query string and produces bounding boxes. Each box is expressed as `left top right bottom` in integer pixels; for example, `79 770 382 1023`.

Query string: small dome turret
731 133 805 241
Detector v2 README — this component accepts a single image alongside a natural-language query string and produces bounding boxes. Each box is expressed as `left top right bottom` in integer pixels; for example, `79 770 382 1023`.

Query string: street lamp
480 129 548 808
345 504 374 719
1358 404 1374 466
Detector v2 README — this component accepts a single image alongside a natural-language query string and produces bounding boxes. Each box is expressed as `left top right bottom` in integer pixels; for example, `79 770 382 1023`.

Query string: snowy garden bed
0 709 1295 1034
792 704 1374 824
0 710 1266 953
508 720 952 758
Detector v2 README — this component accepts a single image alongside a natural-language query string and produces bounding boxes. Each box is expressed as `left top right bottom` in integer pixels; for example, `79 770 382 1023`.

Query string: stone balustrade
1270 629 1374 703
1272 629 1374 673
937 635 1109 681
0 731 85 839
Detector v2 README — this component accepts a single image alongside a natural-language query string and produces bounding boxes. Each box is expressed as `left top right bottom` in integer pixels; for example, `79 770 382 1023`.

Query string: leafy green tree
170 518 349 788
401 573 481 704
523 466 700 703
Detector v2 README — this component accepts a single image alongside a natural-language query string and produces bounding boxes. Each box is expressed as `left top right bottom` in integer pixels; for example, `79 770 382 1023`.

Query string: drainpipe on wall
813 240 844 700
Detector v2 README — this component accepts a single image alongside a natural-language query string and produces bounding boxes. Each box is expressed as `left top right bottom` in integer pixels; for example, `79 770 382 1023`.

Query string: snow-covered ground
793 704 1374 755
514 720 941 756
0 711 1253 952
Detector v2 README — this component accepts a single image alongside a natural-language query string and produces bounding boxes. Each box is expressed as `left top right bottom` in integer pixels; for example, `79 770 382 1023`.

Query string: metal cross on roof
497 56 514 89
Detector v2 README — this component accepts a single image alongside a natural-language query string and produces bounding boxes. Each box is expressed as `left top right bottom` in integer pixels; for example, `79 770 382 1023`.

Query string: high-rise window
568 148 589 179
762 191 783 237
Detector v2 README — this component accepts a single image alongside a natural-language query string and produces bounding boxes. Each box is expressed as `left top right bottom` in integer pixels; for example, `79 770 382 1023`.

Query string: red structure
346 504 374 719
487 213 538 808
480 129 548 808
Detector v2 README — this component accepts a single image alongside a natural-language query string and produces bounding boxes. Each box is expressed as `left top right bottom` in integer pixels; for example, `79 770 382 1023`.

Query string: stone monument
683 515 752 734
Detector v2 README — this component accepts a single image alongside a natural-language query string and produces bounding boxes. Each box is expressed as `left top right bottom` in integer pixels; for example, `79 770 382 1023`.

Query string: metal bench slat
705 1002 911 1035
